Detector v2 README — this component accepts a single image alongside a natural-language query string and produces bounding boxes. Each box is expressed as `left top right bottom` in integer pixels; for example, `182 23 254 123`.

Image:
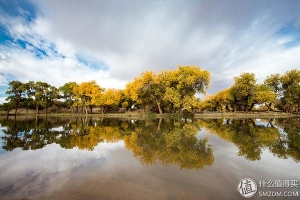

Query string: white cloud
0 46 127 88
0 12 127 93
0 97 6 104
0 0 300 96
0 74 8 86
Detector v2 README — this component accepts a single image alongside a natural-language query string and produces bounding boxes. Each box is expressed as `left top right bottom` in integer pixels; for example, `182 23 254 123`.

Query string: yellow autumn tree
99 88 123 112
160 66 210 113
125 66 210 114
125 71 165 114
73 80 103 114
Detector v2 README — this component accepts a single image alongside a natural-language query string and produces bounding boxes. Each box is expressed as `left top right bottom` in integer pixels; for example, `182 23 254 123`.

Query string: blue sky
1 0 300 103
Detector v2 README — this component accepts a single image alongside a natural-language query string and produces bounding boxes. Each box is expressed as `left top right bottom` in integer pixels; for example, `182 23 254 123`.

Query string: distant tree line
0 66 299 115
200 69 300 113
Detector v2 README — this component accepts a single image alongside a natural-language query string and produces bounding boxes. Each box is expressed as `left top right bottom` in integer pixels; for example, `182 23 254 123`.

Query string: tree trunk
238 104 242 111
244 104 249 112
84 106 88 114
266 103 272 111
289 104 292 113
36 104 39 114
155 99 163 115
267 120 274 128
250 118 256 126
225 105 230 112
156 117 162 132
249 103 255 111
6 110 9 118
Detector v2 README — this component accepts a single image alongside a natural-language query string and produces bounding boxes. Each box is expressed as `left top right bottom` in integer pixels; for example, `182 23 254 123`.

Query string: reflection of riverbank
195 112 298 119
1 116 299 164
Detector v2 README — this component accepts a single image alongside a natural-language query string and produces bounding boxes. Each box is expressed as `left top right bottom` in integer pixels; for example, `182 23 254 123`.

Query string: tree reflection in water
198 118 300 162
123 118 214 169
1 116 299 169
0 116 213 169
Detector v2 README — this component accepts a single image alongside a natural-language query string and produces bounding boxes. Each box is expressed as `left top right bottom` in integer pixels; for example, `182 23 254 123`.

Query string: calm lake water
0 116 299 200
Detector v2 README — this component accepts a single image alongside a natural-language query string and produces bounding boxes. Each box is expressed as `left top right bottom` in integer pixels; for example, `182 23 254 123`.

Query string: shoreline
194 111 298 119
0 111 299 119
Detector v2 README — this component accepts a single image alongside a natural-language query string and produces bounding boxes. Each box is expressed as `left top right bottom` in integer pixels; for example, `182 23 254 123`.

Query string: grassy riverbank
1 108 299 119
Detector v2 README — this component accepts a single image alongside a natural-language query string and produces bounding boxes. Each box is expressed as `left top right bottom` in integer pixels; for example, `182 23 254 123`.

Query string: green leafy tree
264 73 281 97
59 82 77 111
31 81 54 114
201 88 233 112
251 84 276 111
230 73 256 111
42 85 58 113
5 80 26 115
280 69 300 113
0 102 13 116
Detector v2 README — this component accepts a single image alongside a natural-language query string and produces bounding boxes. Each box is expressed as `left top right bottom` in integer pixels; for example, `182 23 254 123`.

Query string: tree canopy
200 69 299 113
1 67 299 114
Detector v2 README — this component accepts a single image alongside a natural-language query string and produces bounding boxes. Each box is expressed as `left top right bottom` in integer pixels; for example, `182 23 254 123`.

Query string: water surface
0 116 299 200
